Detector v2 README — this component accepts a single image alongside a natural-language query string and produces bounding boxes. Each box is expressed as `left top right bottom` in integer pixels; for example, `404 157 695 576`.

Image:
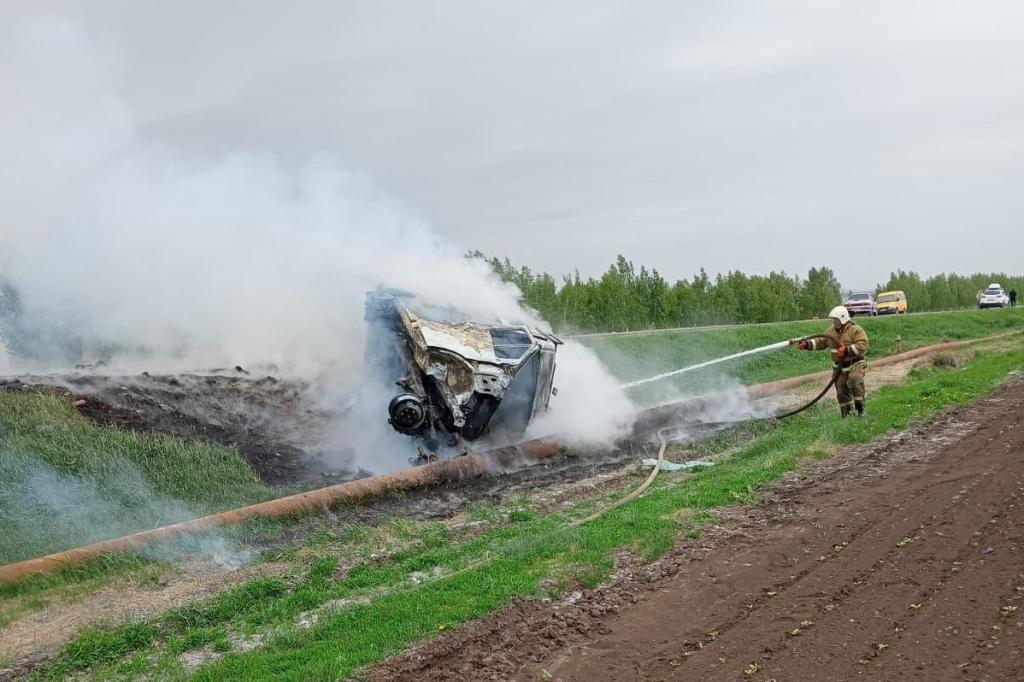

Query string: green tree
797 267 841 318
471 250 1023 332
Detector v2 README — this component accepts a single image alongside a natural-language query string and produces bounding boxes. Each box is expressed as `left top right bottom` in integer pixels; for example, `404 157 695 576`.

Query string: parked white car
842 291 877 316
978 284 1010 309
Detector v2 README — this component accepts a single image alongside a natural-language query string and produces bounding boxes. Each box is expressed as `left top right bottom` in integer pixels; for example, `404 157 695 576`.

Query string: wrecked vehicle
364 289 560 455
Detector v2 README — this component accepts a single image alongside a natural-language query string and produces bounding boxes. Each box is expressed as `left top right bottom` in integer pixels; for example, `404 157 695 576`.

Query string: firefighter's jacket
805 322 868 370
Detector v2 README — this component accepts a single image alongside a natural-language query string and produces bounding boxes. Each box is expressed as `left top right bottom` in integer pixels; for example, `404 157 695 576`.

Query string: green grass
32 342 1024 681
0 391 271 564
0 554 160 630
45 622 157 678
583 307 1024 404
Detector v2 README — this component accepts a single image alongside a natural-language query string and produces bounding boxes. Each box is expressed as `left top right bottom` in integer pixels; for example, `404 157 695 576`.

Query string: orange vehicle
875 290 908 315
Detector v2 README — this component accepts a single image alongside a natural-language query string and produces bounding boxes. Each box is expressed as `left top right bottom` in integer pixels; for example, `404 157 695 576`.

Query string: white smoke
0 341 12 374
0 15 530 378
528 340 635 446
0 14 634 450
694 383 769 422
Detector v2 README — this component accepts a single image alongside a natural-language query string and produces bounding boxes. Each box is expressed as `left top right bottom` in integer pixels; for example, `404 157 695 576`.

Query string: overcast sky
6 1 1024 289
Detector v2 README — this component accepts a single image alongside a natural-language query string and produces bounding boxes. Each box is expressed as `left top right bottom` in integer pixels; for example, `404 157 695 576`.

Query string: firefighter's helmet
829 305 851 325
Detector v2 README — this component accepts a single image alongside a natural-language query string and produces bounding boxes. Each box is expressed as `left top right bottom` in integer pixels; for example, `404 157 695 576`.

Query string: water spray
620 339 793 389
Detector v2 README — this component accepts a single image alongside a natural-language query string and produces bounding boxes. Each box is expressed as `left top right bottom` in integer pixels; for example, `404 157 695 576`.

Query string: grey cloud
5 0 1024 289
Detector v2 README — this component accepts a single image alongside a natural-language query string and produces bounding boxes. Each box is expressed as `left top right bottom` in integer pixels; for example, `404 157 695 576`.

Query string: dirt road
371 377 1024 681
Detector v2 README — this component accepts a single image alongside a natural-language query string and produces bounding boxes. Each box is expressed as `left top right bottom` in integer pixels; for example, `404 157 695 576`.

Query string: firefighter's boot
855 401 866 418
840 404 851 418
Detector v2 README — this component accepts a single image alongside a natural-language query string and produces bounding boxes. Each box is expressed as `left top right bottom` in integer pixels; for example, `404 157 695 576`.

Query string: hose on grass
574 426 672 526
577 335 839 526
770 367 840 420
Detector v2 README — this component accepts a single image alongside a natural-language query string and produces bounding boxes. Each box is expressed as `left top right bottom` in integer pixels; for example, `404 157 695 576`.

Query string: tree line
469 252 1023 333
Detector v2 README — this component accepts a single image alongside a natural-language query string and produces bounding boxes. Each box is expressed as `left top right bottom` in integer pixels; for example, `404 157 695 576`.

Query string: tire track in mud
368 380 1024 682
666 416 1024 680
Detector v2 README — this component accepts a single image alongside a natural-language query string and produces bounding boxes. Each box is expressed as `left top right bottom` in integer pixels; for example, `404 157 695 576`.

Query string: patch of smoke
649 371 768 422
693 383 767 421
0 341 12 374
305 370 421 474
527 341 636 447
0 15 530 378
0 450 250 568
1 15 633 475
584 336 776 432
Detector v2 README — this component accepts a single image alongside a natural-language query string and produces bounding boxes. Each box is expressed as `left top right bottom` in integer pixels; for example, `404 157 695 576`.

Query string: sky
4 1 1024 290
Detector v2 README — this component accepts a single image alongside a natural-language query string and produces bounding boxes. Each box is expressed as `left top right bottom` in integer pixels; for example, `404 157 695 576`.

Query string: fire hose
772 334 840 419
579 335 837 525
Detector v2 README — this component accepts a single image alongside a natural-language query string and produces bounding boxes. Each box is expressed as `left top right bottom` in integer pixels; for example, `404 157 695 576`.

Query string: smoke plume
0 15 632 453
527 340 635 445
1 16 529 375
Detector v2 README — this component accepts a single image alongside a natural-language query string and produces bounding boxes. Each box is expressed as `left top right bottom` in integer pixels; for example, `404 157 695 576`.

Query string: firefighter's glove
797 340 810 351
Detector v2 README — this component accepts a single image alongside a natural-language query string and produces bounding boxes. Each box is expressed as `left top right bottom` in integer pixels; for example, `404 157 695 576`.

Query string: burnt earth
0 373 344 486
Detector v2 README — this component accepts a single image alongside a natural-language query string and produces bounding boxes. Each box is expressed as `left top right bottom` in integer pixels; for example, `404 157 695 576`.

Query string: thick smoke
0 15 632 455
0 16 531 376
527 340 635 445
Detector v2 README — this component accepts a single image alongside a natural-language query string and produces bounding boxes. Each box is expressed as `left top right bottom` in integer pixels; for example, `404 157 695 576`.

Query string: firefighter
791 306 869 417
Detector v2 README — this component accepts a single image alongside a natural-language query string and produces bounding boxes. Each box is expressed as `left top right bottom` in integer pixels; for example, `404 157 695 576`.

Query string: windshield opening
490 329 533 360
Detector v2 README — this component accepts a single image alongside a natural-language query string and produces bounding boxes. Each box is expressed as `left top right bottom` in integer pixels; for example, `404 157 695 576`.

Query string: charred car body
365 289 560 454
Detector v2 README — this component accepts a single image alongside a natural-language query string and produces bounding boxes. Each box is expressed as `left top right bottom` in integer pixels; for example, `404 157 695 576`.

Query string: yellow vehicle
876 290 908 315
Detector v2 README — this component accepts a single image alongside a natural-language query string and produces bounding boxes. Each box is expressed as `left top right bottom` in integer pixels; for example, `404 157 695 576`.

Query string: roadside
6 340 1024 680
370 371 1024 681
0 339 974 673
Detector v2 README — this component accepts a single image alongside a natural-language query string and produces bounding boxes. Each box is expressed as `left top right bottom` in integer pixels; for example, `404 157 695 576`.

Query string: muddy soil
369 375 1024 682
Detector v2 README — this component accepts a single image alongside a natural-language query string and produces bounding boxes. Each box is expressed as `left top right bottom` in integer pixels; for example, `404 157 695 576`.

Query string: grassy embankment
0 390 272 628
28 330 1024 680
585 307 1024 404
5 309 1017 565
0 390 271 565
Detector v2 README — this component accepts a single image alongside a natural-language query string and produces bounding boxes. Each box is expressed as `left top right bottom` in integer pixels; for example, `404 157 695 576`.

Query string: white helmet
829 305 851 325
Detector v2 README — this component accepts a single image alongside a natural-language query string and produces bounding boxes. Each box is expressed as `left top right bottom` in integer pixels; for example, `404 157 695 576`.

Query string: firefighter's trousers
835 361 866 413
